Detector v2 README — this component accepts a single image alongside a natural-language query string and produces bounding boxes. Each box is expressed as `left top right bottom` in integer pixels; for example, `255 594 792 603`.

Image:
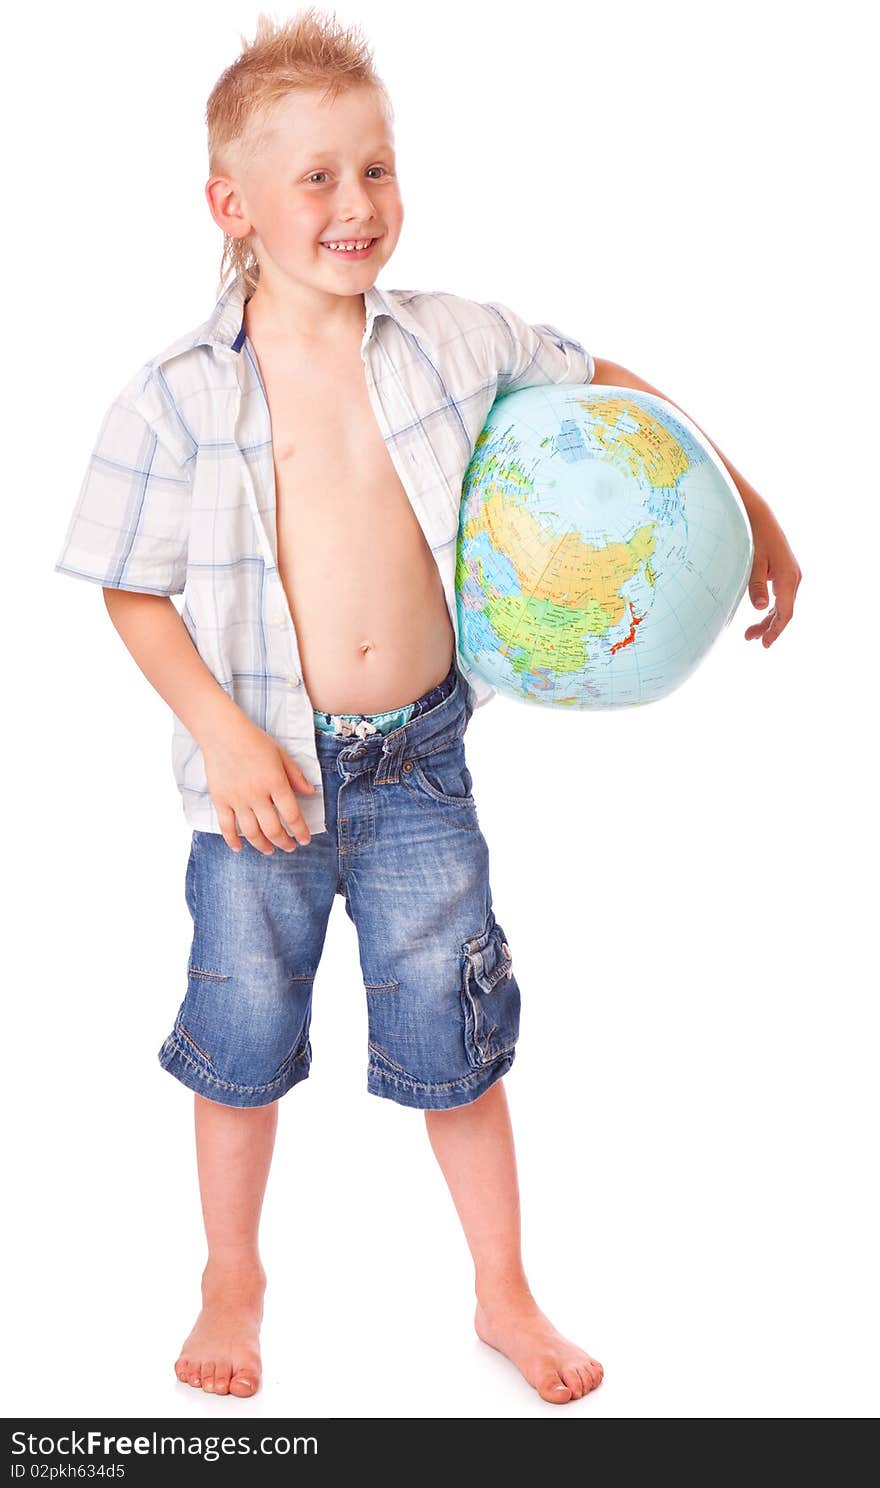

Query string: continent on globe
454 384 753 709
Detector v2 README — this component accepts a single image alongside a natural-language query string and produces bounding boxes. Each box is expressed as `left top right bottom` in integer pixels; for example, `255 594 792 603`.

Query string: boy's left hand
743 498 802 648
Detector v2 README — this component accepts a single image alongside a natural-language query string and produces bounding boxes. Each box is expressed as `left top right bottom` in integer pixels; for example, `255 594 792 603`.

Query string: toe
175 1357 190 1384
539 1372 573 1403
560 1366 585 1399
230 1370 258 1397
187 1366 202 1388
214 1368 232 1396
201 1361 216 1392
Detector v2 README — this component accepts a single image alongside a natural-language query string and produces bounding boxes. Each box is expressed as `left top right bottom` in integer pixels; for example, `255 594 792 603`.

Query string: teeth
322 239 373 251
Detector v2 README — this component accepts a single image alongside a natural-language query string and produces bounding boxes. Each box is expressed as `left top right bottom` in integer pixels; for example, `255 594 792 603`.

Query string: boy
53 11 800 1405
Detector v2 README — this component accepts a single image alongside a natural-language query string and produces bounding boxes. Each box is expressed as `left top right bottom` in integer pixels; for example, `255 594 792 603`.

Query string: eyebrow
298 142 395 161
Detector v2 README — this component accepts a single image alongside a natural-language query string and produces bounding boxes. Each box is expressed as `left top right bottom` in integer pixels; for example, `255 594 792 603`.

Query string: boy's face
216 86 404 304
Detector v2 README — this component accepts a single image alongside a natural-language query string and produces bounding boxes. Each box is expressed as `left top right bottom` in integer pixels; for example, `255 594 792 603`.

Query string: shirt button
287 674 300 687
272 609 286 625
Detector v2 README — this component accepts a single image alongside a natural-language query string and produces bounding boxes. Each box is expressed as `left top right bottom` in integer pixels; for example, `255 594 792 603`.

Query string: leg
424 1078 604 1404
174 1093 277 1397
161 826 339 1396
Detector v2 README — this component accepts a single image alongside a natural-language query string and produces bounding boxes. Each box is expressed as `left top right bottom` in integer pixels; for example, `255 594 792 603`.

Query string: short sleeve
54 379 193 597
482 299 594 394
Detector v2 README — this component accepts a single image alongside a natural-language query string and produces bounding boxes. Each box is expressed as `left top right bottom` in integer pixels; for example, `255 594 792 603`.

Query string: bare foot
175 1256 266 1397
475 1288 604 1404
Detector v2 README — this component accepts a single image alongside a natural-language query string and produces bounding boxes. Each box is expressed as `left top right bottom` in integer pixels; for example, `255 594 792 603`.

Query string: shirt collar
188 275 432 359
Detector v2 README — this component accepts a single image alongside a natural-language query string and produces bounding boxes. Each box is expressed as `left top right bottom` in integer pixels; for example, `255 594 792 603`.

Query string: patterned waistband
313 660 458 739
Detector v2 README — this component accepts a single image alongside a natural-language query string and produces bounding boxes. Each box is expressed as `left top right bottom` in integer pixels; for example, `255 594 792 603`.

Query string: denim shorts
157 659 521 1111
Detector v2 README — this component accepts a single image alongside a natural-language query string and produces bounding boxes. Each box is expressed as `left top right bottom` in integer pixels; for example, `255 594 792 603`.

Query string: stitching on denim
411 757 475 808
465 926 513 991
164 1034 310 1096
190 833 199 965
461 936 516 1061
367 1047 515 1093
178 1022 213 1064
398 770 479 830
188 966 230 982
460 960 483 1064
372 681 467 755
407 733 465 762
364 979 398 992
273 1001 313 1075
475 948 514 992
274 1037 310 1077
367 1040 411 1075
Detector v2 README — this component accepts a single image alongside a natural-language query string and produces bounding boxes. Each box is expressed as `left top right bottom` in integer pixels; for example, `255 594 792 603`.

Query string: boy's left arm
592 358 802 649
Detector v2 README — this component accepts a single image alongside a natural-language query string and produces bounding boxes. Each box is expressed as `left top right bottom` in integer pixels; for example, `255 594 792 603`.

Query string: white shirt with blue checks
54 276 595 836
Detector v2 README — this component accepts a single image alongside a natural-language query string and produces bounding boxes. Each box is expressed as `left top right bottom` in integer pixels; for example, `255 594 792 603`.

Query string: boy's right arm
102 590 315 856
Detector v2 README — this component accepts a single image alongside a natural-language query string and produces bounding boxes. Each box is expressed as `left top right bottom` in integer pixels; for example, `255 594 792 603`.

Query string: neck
244 282 367 345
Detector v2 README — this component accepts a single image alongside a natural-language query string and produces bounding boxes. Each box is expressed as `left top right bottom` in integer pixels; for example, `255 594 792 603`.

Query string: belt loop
376 726 405 786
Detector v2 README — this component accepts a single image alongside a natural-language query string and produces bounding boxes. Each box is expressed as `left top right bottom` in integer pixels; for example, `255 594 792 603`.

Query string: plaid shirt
54 275 594 836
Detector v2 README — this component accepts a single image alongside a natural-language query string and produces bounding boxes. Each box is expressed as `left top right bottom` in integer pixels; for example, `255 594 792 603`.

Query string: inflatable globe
454 383 753 708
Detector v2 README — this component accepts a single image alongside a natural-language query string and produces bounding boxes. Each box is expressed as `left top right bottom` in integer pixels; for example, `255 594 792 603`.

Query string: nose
338 177 379 223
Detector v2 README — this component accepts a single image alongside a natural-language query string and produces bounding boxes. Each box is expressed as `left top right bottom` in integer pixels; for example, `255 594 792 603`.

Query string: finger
273 786 313 845
762 609 788 647
744 612 775 641
749 566 801 643
255 801 301 853
268 776 312 847
235 805 277 856
772 574 798 625
283 810 312 849
767 567 803 644
755 600 793 647
749 556 770 610
279 748 318 795
215 804 242 852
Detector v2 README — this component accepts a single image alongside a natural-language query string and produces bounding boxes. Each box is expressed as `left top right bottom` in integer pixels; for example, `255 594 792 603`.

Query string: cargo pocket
460 915 521 1070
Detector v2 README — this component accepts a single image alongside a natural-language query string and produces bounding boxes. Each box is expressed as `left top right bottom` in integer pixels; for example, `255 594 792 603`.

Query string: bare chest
257 342 415 556
244 332 454 711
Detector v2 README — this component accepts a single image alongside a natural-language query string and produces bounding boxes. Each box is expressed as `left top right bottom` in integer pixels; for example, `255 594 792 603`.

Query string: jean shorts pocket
407 737 475 807
460 916 521 1069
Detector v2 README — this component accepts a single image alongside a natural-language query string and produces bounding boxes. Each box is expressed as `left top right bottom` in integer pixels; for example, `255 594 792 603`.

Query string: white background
4 0 877 1420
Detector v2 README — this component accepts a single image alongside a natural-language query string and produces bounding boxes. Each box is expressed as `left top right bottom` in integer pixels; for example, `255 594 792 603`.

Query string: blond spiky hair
206 7 393 295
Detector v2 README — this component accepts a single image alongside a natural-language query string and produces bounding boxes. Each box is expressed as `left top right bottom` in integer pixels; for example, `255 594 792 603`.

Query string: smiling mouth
319 236 380 252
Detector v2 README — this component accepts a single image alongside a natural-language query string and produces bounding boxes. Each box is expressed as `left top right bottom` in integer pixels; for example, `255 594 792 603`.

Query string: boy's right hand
201 715 317 855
